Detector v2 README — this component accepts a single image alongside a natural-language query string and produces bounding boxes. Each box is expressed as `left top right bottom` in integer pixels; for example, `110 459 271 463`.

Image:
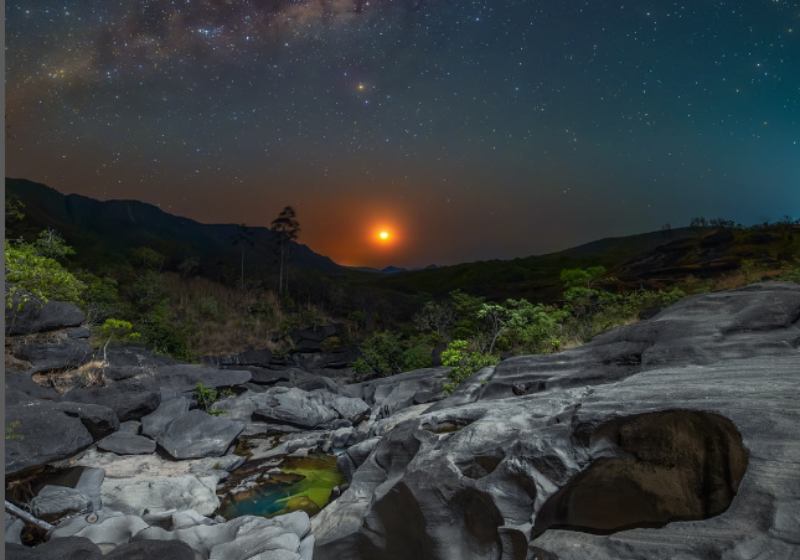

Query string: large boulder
30 486 92 521
290 324 344 352
62 379 161 422
311 283 800 560
252 387 338 429
295 345 360 370
5 291 85 335
16 338 93 373
5 399 94 476
156 409 244 460
349 367 449 418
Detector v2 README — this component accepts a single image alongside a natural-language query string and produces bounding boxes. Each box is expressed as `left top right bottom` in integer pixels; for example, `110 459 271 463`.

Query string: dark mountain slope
6 178 345 275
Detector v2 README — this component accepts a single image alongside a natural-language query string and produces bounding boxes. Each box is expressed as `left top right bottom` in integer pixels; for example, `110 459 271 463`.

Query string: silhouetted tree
270 207 300 295
231 223 255 291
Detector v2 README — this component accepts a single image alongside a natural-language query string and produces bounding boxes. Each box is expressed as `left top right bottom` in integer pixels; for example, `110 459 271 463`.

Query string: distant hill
375 227 717 301
5 178 345 275
345 264 440 275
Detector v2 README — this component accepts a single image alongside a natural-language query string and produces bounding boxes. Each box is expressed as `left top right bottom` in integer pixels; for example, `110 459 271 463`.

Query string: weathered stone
202 348 273 368
50 510 150 548
53 402 120 440
62 379 161 422
18 338 93 373
5 291 85 335
157 409 244 460
9 537 103 559
5 400 94 476
30 485 92 521
253 387 338 429
100 475 220 517
140 397 190 440
312 283 800 560
98 432 157 455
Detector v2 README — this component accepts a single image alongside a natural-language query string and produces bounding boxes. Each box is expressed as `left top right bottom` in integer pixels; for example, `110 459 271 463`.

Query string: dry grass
31 360 106 394
162 272 338 357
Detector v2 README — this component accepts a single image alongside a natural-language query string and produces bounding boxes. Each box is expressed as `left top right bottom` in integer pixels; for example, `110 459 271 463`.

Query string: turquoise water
219 455 346 519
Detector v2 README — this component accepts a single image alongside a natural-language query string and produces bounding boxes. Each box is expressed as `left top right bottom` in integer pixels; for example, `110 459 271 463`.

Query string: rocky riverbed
5 283 800 559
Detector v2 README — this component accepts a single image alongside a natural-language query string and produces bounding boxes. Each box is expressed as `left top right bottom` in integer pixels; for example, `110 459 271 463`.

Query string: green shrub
401 345 433 371
358 332 404 376
193 382 228 415
200 296 222 319
5 239 86 306
441 340 499 394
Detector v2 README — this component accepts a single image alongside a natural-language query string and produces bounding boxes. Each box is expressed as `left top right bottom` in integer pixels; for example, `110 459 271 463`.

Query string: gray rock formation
140 397 190 440
30 485 92 521
100 475 220 517
312 283 800 560
252 387 339 429
5 400 94 476
156 409 244 459
98 432 157 455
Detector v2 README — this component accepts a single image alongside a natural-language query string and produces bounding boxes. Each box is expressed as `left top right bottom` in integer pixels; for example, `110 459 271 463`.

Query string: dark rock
118 421 141 434
5 543 37 560
62 379 161 422
104 540 196 560
499 351 515 361
30 486 92 521
103 366 141 381
202 348 273 368
149 364 251 394
431 344 446 367
290 324 344 349
8 537 103 559
157 409 244 459
5 400 94 476
5 372 60 401
102 345 182 368
637 305 663 320
412 391 435 405
249 368 294 385
98 432 157 455
17 338 93 373
53 402 120 440
5 291 85 336
296 345 360 370
350 367 449 416
140 397 190 440
66 327 91 339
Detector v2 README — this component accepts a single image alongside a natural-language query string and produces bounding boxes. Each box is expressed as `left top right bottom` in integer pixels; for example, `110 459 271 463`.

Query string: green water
219 455 347 519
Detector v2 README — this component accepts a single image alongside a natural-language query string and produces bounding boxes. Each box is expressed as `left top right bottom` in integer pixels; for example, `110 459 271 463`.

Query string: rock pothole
533 410 749 536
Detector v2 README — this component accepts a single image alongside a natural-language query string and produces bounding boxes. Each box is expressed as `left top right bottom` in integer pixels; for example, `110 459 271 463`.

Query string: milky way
6 0 800 267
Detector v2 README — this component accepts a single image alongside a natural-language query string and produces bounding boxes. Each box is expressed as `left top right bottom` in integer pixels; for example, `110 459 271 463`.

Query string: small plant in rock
6 420 24 440
441 340 499 395
193 382 229 415
99 318 141 365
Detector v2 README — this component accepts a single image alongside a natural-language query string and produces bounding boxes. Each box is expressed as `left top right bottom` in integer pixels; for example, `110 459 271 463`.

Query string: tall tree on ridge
231 223 255 291
271 207 300 295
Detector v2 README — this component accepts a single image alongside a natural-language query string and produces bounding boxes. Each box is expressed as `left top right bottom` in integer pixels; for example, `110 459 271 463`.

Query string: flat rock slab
98 432 157 455
157 409 244 460
100 475 220 517
140 397 190 440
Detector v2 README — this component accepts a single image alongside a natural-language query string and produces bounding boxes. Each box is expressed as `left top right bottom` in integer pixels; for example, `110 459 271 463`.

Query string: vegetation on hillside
5 188 800 385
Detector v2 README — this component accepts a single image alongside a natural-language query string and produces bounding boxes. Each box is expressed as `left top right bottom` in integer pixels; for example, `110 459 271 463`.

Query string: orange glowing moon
379 231 390 240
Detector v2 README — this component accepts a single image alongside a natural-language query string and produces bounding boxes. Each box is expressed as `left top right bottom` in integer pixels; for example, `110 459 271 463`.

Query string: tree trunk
240 247 245 291
278 238 284 294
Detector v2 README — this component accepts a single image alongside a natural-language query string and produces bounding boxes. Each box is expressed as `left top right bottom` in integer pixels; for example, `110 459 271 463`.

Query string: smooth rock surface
140 397 190 440
100 475 220 517
98 432 157 455
157 409 244 459
30 485 92 521
5 291 85 335
312 283 800 560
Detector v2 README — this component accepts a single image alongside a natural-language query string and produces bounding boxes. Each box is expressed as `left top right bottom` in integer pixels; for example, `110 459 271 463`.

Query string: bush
358 331 404 377
5 239 86 306
200 296 222 319
139 303 193 361
441 340 499 394
401 345 433 371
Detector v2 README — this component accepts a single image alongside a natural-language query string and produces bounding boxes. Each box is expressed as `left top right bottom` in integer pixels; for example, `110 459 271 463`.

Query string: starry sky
5 0 800 268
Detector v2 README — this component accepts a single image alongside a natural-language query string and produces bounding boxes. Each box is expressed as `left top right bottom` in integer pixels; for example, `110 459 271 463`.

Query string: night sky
5 0 799 268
